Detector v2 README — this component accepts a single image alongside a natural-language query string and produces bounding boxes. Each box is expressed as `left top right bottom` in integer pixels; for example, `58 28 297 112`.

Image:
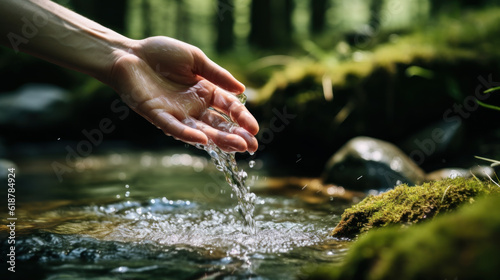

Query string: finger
153 111 208 144
232 127 259 153
199 110 258 153
211 89 259 135
193 50 245 94
195 120 248 152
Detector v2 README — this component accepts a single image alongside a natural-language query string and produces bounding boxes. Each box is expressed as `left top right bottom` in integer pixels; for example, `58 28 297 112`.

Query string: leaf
476 99 500 112
484 86 500 94
474 156 500 167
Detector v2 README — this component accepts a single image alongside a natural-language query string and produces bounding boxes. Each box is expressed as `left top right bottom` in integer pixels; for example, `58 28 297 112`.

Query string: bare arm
0 0 258 153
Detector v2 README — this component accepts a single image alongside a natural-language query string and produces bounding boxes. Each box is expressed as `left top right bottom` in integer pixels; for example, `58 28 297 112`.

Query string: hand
109 36 259 153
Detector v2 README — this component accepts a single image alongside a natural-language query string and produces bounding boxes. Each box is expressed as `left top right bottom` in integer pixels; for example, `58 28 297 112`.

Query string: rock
308 194 500 280
425 165 496 181
399 119 463 165
330 177 500 239
0 159 17 179
322 137 426 191
0 84 71 128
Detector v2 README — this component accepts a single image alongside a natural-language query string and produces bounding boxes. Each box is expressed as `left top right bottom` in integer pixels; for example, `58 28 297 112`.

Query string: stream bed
1 148 350 279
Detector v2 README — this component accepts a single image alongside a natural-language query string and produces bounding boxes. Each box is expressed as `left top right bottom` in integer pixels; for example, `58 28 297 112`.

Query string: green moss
255 8 500 104
307 193 500 280
331 178 500 238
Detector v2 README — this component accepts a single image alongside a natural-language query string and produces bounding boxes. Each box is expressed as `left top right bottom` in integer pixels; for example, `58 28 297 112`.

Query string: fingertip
234 127 258 153
167 127 208 145
233 81 246 94
238 111 259 136
223 134 248 153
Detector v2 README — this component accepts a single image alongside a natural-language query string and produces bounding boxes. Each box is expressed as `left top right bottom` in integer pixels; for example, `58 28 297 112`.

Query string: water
196 96 258 233
198 142 257 234
0 150 350 279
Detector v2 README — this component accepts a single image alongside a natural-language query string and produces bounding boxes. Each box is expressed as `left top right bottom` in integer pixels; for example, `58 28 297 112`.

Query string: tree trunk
174 0 189 42
141 0 152 37
430 0 485 16
310 0 328 34
369 0 384 33
249 0 294 49
215 0 235 53
249 0 273 48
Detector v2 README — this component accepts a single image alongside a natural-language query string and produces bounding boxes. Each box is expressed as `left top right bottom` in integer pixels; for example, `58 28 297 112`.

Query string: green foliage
330 178 500 238
477 87 500 112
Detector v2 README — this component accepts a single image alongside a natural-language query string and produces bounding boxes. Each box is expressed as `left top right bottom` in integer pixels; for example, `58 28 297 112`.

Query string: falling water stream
197 93 258 233
201 143 257 233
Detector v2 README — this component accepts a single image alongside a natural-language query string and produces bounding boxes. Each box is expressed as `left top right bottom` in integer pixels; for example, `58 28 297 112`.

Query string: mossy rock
331 177 500 238
306 194 500 280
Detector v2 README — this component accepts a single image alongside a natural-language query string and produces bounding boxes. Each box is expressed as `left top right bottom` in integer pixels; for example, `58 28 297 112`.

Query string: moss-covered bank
307 193 500 280
331 177 500 238
251 8 500 176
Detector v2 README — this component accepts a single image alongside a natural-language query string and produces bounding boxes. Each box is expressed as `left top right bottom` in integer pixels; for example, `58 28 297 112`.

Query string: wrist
100 36 140 85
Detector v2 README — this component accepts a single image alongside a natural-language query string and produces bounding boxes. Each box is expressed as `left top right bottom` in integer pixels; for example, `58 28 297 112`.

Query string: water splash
198 142 257 234
6 149 349 279
195 93 257 233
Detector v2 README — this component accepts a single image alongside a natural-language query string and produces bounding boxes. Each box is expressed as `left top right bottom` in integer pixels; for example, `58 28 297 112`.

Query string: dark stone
0 159 17 179
322 136 426 191
0 84 71 128
399 119 464 166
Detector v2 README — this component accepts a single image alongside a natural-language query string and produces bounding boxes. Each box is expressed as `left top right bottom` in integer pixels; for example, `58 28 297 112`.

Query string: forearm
0 0 133 84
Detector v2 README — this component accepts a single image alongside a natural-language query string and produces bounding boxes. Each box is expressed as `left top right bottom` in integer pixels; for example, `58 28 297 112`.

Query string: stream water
1 149 350 279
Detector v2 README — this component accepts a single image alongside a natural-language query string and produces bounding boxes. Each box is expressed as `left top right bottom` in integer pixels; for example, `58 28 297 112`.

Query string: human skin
0 0 258 153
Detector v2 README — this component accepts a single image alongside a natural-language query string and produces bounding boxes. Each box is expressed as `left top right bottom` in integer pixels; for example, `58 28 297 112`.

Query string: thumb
193 51 245 94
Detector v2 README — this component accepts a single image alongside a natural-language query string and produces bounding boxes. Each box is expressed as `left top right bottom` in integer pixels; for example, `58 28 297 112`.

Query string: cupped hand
109 36 258 153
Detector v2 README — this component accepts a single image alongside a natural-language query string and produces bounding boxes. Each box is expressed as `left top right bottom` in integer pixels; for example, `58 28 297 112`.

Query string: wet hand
110 36 259 153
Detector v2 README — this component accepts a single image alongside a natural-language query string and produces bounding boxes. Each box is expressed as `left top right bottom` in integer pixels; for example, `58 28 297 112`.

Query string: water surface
1 149 349 279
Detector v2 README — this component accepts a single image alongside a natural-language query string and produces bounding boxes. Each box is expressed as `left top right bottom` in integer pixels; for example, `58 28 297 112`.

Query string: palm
110 37 258 153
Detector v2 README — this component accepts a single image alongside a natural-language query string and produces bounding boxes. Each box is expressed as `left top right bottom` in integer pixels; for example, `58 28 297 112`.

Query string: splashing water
6 149 349 279
198 143 257 234
195 93 257 233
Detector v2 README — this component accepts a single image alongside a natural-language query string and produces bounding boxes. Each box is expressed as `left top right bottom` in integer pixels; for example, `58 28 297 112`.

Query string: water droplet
237 93 247 104
209 150 219 160
249 160 255 168
216 165 224 171
125 191 130 197
125 184 129 188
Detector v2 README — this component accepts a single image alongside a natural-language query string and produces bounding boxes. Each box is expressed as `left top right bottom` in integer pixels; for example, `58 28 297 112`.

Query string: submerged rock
330 177 500 238
254 177 365 204
308 194 500 280
322 137 426 191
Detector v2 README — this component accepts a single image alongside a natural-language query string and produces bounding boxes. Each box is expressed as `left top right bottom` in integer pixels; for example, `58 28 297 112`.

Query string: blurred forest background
1 0 500 177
